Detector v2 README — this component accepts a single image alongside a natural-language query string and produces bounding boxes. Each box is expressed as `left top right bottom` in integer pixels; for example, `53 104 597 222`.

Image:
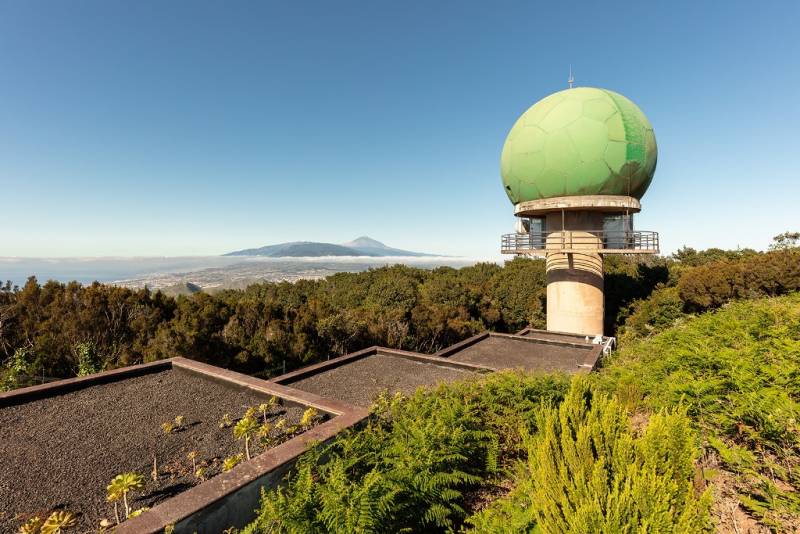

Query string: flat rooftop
0 363 327 533
436 333 601 374
273 349 488 408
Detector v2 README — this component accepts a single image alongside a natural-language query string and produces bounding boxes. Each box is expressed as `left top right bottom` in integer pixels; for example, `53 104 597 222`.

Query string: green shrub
616 286 685 342
488 257 547 331
75 341 100 376
600 294 800 453
677 249 800 312
603 256 670 335
671 246 759 267
467 380 712 533
1 347 33 391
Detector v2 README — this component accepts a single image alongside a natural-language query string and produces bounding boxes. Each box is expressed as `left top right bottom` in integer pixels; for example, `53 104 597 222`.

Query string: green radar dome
500 87 657 204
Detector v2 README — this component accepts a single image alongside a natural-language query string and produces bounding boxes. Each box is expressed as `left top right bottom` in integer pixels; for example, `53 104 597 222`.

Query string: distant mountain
224 236 437 258
224 242 376 257
340 236 432 257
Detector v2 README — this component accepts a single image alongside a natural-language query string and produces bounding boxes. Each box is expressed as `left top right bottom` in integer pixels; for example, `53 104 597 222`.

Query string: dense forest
1 233 798 391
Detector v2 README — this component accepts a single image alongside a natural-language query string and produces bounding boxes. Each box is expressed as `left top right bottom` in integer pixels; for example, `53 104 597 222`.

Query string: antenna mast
568 65 574 89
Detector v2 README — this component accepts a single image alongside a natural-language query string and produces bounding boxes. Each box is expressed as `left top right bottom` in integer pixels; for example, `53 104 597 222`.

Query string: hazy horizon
0 254 485 289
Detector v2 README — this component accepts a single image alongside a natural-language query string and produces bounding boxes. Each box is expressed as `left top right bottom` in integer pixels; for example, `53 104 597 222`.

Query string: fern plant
596 293 800 526
467 379 713 533
243 372 546 533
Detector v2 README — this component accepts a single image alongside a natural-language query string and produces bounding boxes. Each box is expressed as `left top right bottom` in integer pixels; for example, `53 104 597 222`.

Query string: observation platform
501 230 659 256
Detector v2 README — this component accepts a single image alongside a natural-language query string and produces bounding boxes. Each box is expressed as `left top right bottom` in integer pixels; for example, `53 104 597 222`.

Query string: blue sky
1 1 798 258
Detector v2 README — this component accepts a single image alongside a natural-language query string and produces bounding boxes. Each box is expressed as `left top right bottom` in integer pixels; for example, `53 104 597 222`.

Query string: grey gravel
448 336 592 373
287 354 477 408
0 369 317 533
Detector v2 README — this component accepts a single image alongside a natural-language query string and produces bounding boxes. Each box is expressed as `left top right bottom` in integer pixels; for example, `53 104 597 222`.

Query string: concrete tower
500 87 659 336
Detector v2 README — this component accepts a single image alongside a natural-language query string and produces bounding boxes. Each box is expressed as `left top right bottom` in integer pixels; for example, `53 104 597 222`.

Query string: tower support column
544 211 605 336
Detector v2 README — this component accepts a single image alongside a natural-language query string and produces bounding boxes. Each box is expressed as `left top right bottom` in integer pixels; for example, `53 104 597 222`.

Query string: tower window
603 215 632 249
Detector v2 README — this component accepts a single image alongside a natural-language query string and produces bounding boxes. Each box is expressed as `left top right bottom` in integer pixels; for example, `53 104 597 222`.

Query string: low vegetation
243 371 569 532
467 383 712 533
223 454 243 472
598 293 800 530
244 292 800 533
234 414 260 461
618 247 800 342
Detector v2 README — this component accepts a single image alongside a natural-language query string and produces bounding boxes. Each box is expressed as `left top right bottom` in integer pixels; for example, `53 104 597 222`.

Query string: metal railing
501 230 659 255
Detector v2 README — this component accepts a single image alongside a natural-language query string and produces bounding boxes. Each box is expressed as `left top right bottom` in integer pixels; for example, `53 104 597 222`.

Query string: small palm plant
283 407 319 435
161 422 174 434
19 516 43 534
151 455 158 482
222 454 243 472
257 421 272 448
107 472 145 522
187 450 198 472
173 415 185 428
233 414 259 460
257 403 270 424
257 396 279 424
299 407 318 429
219 413 233 428
128 507 150 519
41 511 77 534
195 466 207 480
